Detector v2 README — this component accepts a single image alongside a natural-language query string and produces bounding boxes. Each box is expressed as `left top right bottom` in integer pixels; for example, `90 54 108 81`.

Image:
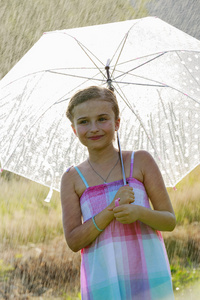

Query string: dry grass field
0 165 200 299
1 0 200 299
0 0 149 80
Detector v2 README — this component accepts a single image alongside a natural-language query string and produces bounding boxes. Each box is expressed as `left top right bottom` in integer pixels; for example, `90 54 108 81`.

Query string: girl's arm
61 169 135 252
112 151 176 231
61 170 113 252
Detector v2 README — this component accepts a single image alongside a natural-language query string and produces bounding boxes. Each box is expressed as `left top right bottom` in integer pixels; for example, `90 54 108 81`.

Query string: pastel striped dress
74 152 174 300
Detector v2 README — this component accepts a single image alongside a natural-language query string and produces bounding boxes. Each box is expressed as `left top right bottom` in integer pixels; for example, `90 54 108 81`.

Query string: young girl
61 86 176 300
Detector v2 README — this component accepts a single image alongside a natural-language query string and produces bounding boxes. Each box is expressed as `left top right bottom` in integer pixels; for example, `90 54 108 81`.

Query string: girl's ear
71 124 77 136
115 118 120 131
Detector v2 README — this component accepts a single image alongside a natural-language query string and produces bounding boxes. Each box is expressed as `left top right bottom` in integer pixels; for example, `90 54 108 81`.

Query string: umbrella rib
54 74 108 105
113 66 169 87
114 83 177 187
46 70 105 82
114 52 167 81
0 68 105 89
113 49 200 86
115 49 200 68
68 35 107 79
48 70 200 105
113 78 200 104
110 31 130 78
110 18 145 78
47 31 106 69
112 79 165 87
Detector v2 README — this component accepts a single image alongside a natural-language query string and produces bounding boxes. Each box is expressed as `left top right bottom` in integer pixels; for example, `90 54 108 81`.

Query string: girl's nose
90 121 99 132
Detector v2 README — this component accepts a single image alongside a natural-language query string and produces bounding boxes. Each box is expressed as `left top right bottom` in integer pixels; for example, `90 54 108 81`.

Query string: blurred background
132 0 200 39
0 0 200 299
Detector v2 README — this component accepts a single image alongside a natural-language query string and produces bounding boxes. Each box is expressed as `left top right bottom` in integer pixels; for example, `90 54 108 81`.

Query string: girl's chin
79 135 115 149
87 142 114 151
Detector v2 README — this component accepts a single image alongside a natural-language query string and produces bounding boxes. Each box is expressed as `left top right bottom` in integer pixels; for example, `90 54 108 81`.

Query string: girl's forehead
73 99 113 116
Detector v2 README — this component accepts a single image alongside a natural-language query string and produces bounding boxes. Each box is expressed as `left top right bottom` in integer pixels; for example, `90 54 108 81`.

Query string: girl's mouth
88 135 103 140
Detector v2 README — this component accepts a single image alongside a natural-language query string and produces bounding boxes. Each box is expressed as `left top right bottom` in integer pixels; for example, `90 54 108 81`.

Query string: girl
61 86 176 300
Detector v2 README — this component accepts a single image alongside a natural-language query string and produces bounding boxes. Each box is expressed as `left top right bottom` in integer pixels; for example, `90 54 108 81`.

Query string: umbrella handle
105 59 114 91
117 131 126 185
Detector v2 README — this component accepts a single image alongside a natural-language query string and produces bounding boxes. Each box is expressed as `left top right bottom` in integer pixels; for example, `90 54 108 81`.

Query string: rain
0 0 200 299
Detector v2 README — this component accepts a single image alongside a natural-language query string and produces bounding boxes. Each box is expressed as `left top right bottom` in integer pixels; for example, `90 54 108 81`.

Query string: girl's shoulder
133 150 156 169
123 150 155 183
61 161 88 197
61 165 76 189
122 149 152 161
62 159 88 179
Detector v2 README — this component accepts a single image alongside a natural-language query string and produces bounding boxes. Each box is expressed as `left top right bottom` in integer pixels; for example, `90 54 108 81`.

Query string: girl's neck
88 144 119 165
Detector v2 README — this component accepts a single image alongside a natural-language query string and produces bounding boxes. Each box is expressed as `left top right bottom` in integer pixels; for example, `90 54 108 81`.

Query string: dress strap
129 151 135 178
74 166 89 188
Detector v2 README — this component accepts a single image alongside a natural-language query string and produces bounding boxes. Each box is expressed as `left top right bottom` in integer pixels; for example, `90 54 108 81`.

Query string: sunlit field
1 0 200 299
0 0 149 80
0 165 200 299
165 166 200 298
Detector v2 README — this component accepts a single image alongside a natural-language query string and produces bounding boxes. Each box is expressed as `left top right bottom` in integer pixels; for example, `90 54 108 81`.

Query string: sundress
73 152 174 300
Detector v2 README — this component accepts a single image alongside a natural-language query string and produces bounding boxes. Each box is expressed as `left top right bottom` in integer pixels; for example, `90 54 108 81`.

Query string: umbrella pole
105 60 126 185
117 131 126 185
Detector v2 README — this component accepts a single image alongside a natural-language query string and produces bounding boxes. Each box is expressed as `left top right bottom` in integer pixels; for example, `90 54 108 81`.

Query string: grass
0 165 200 298
0 176 63 247
0 0 151 80
0 236 81 299
168 165 200 225
171 263 200 291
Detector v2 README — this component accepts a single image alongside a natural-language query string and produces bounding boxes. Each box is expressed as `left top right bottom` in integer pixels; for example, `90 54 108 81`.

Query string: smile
88 135 104 140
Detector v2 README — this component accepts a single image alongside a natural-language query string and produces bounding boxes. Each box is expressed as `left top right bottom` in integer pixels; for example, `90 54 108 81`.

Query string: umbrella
0 16 200 192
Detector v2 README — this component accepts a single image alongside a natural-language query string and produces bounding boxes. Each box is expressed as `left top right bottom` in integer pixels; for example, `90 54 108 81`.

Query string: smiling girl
61 86 176 300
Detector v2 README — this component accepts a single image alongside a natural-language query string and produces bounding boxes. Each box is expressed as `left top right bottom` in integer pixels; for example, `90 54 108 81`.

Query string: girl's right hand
108 185 135 211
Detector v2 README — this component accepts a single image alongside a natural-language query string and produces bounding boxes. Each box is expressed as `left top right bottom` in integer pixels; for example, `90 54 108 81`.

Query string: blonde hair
66 86 119 122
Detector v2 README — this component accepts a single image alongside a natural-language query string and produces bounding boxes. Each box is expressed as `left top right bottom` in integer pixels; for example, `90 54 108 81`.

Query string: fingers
111 186 135 210
113 204 131 219
107 206 115 211
113 205 127 213
113 208 129 223
108 204 126 212
127 193 135 203
118 187 135 198
119 185 133 191
123 185 134 191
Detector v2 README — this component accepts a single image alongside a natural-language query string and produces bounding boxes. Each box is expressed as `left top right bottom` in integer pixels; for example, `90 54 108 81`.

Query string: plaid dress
74 152 174 300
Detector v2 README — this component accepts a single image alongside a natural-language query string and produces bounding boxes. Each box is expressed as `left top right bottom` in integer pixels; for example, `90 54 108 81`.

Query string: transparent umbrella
0 16 200 192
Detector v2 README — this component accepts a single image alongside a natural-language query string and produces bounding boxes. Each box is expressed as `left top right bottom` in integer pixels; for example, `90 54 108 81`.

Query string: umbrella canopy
0 16 200 191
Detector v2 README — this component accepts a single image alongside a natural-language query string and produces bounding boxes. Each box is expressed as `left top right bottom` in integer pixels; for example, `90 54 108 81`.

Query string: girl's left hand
112 204 140 224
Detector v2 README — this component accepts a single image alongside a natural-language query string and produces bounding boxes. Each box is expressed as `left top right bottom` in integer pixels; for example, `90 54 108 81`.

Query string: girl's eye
79 120 88 124
99 117 106 122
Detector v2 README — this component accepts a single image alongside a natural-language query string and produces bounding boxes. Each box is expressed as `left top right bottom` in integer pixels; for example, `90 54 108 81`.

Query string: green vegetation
171 263 200 291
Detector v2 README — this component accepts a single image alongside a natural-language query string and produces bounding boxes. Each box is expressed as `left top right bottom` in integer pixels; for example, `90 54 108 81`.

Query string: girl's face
71 99 120 150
